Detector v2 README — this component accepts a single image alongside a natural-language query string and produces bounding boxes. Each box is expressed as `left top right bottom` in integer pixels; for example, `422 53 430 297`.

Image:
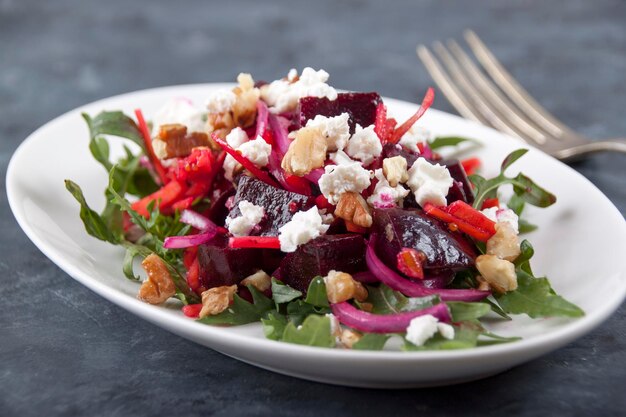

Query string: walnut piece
334 192 373 228
199 285 238 318
382 156 408 187
153 123 211 159
486 223 521 262
137 254 176 304
232 73 260 128
240 270 271 292
324 270 368 304
339 329 362 349
281 126 328 176
475 255 518 294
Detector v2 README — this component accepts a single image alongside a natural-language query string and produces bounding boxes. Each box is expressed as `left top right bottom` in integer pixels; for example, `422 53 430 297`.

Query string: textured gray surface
1 0 625 415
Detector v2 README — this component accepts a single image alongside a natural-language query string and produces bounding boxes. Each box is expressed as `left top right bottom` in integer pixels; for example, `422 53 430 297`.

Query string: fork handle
554 138 626 161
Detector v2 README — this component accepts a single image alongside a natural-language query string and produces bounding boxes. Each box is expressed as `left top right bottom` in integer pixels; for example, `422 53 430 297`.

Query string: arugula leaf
483 298 512 320
496 270 584 318
428 136 473 150
518 219 538 234
122 245 142 281
477 332 522 346
403 323 480 351
304 277 329 307
64 180 120 244
198 286 273 325
286 300 330 326
352 333 391 350
469 149 556 209
281 315 335 348
447 302 491 322
507 193 526 216
261 312 288 341
82 111 145 152
271 278 302 305
367 284 438 314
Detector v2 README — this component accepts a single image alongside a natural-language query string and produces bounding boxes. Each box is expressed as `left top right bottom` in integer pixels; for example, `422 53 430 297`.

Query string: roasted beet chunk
197 235 263 288
299 92 382 132
372 208 476 273
280 234 367 293
442 159 475 205
227 176 315 236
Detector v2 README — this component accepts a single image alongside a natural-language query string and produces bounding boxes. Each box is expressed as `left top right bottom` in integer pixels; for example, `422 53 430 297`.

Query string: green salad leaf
271 278 303 305
82 111 145 153
366 284 438 314
352 333 392 351
303 276 329 307
428 136 474 150
447 301 491 322
261 312 288 341
65 179 120 244
403 322 481 351
281 315 335 348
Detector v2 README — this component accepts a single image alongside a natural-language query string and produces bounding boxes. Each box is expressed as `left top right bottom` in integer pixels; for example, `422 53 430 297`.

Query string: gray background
1 0 625 415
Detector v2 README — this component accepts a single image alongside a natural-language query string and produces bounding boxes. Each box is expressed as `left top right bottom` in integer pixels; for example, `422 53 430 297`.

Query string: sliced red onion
352 271 379 284
180 209 217 232
268 113 291 155
267 150 312 195
303 168 324 183
255 100 269 139
163 230 217 249
331 301 451 334
366 237 490 302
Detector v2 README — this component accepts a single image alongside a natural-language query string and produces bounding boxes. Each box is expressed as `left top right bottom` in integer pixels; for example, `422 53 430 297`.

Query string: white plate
7 84 626 388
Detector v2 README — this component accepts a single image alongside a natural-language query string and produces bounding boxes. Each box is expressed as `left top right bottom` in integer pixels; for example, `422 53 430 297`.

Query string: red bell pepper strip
182 303 203 318
481 198 500 210
171 196 195 212
213 135 282 189
374 103 388 141
185 257 201 293
461 157 481 176
315 194 335 212
396 248 425 279
228 236 281 249
423 201 496 242
388 87 435 144
134 109 168 185
131 179 186 218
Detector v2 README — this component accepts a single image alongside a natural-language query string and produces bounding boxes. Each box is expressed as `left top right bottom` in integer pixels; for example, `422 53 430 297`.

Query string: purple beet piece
382 143 419 167
299 92 382 133
227 176 315 236
197 234 263 288
442 159 475 205
280 234 367 293
372 208 476 273
207 182 235 225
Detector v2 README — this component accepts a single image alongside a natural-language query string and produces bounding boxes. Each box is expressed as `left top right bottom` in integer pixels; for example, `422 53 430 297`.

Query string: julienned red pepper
423 201 496 242
134 109 169 185
315 194 335 212
461 157 481 176
131 179 186 218
374 103 388 141
388 87 435 144
213 135 282 189
481 198 500 210
185 257 201 293
182 303 203 318
396 248 425 279
229 236 281 249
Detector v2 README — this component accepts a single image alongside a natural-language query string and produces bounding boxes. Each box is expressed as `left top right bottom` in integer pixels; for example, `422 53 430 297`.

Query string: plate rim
6 82 626 363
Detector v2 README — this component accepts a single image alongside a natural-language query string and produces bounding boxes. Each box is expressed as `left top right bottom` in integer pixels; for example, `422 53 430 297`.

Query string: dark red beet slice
382 143 419 167
441 159 475 205
227 176 315 236
299 92 382 132
372 208 476 274
280 234 367 293
197 234 282 288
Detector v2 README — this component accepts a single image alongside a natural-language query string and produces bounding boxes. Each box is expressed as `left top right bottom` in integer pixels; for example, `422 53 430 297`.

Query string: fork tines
417 31 575 146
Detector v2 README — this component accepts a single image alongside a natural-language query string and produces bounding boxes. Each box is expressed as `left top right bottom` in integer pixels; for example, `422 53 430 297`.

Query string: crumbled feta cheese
278 207 330 252
406 158 453 207
367 169 409 208
261 67 338 113
151 98 206 136
225 201 265 237
287 68 298 82
437 323 455 340
345 124 383 166
318 162 372 204
405 315 439 346
398 125 434 153
481 207 519 234
326 313 342 338
329 149 355 165
225 127 249 148
305 113 351 151
238 136 272 167
205 89 237 114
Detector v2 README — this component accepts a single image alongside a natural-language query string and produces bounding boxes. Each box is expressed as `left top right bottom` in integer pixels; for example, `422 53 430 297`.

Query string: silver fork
417 30 626 161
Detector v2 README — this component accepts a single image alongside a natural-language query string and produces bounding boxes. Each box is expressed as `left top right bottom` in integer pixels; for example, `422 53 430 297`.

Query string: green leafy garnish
281 315 335 348
428 136 473 150
303 276 329 307
65 179 120 244
261 312 288 341
271 278 303 305
352 333 391 351
447 302 491 322
367 284 438 314
82 111 145 154
469 149 556 209
403 323 481 351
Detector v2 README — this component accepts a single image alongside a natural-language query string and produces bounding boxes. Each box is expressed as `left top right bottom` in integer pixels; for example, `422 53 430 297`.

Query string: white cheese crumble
305 113 351 151
318 162 372 204
278 207 330 252
367 169 409 209
151 98 206 136
225 201 265 237
261 67 338 113
326 313 342 338
405 315 455 346
329 149 355 165
481 207 520 234
223 128 250 181
205 89 237 114
345 124 382 166
237 136 272 168
406 158 453 207
398 125 434 153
